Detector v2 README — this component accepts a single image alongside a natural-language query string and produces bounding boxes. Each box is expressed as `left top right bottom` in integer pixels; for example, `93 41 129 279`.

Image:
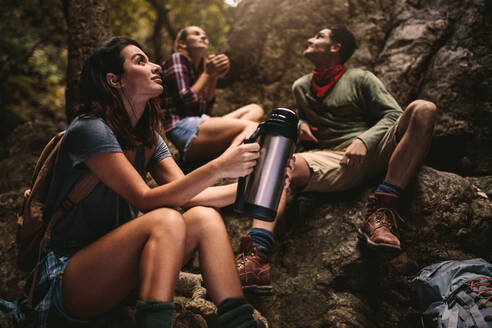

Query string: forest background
0 0 239 159
2 0 491 177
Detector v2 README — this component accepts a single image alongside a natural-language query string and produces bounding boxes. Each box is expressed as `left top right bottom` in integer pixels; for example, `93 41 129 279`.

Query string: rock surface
228 166 491 328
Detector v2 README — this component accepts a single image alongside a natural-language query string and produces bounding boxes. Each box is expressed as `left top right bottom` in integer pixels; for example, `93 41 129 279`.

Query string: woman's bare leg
186 104 262 162
223 103 264 122
182 206 243 305
186 117 258 161
61 208 186 318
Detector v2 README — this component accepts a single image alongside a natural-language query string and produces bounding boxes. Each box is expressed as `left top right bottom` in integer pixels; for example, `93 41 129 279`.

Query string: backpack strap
31 131 66 187
445 305 459 328
455 290 490 328
26 173 100 309
26 140 158 309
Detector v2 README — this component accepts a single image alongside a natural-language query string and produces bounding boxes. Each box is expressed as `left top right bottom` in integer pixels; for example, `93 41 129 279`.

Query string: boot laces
371 207 405 234
236 244 257 269
365 195 379 217
466 276 492 308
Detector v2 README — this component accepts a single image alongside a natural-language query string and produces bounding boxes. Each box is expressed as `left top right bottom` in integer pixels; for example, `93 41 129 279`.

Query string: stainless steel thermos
234 108 298 221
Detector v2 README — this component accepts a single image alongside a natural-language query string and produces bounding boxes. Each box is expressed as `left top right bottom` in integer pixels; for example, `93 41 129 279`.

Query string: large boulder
225 166 492 327
217 0 492 176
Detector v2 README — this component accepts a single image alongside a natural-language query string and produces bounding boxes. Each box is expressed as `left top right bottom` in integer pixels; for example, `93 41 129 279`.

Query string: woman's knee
144 208 186 240
248 103 264 120
184 206 225 233
242 120 259 134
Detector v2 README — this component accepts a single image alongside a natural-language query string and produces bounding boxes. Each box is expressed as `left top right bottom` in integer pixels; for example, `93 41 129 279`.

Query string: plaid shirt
160 53 215 132
0 251 72 328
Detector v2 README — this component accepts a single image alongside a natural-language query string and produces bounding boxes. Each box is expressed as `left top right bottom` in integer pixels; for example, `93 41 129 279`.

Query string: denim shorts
52 256 89 324
168 114 210 160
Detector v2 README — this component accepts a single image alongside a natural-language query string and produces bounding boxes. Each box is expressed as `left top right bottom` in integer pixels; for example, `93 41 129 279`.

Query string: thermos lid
273 107 296 114
265 107 298 141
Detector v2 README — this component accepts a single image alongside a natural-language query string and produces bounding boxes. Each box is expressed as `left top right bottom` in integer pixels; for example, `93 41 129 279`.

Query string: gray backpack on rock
412 258 492 328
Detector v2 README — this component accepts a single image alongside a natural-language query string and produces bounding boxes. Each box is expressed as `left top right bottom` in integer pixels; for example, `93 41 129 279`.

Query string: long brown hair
77 37 160 149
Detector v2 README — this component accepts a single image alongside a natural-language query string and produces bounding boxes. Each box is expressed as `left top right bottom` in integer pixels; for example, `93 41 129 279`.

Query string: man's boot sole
243 284 273 296
357 229 402 254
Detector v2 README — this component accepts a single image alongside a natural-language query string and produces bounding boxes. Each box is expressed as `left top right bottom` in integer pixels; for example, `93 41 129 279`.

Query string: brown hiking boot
358 193 405 253
235 235 272 295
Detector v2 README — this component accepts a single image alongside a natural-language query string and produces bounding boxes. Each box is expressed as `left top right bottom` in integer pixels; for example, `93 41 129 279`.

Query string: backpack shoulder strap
31 131 65 186
454 290 490 328
446 305 459 328
27 173 99 309
28 139 157 308
38 173 100 253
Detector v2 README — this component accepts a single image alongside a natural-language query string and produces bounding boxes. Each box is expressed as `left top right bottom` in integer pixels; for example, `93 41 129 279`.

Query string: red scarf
311 65 346 99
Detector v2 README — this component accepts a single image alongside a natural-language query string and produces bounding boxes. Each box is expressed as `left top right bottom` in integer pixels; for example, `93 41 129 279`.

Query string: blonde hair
174 27 190 52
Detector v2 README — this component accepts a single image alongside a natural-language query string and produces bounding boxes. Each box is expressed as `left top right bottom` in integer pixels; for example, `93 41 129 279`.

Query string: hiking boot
358 193 405 253
235 235 272 295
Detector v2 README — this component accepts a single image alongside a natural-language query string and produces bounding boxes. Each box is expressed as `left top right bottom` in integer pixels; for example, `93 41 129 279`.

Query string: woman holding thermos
3 36 270 328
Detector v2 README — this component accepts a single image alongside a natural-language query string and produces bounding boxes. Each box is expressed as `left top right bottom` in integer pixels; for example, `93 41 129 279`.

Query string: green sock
217 297 256 328
135 299 174 328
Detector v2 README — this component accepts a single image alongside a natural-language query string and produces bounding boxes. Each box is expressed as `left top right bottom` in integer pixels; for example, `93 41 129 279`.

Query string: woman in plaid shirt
160 26 264 164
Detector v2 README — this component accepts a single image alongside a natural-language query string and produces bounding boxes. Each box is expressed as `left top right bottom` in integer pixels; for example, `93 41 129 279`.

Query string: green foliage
0 0 235 159
107 0 236 60
108 0 155 41
0 0 67 158
167 0 235 53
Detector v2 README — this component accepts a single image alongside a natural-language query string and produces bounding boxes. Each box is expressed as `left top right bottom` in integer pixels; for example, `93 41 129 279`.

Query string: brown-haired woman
5 37 273 328
161 26 264 165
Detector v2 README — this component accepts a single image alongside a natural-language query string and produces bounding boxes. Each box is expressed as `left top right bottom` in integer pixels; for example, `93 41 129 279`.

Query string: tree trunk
147 0 176 64
63 0 112 123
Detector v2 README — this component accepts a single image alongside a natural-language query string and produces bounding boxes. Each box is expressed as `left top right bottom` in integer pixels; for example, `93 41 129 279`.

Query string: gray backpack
412 258 492 327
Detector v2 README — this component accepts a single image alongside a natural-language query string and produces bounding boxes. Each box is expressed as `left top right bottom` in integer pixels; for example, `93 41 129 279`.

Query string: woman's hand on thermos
212 137 260 179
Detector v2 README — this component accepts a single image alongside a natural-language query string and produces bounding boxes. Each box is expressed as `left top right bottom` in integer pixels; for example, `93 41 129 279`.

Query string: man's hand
299 122 319 143
340 138 367 168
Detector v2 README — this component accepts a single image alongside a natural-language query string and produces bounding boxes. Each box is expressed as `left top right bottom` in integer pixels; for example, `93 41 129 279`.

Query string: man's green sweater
292 68 402 152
